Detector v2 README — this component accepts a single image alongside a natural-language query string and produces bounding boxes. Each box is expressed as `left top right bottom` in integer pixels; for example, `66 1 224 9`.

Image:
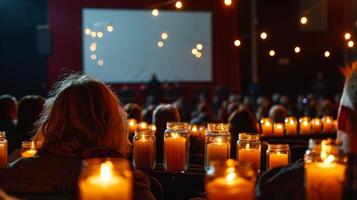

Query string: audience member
153 104 180 163
124 103 142 121
269 105 287 123
141 104 155 123
0 94 17 133
190 103 214 125
0 74 155 200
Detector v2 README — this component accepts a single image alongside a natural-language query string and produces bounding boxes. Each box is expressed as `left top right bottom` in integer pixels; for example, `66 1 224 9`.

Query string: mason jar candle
273 123 285 136
237 133 261 172
285 117 298 135
0 131 7 166
133 130 156 171
299 117 311 135
164 122 190 173
322 116 334 133
311 118 322 134
260 118 273 136
205 123 230 170
304 140 346 200
79 158 133 200
266 144 290 170
21 141 37 158
205 159 256 200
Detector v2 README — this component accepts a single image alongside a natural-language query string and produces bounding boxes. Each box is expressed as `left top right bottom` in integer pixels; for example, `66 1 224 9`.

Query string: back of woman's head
124 103 142 121
0 94 17 120
17 95 45 133
38 74 129 156
229 107 258 136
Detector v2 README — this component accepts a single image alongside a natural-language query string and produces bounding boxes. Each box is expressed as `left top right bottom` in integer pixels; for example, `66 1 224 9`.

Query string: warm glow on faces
300 16 308 25
175 1 183 9
152 9 159 16
234 39 241 47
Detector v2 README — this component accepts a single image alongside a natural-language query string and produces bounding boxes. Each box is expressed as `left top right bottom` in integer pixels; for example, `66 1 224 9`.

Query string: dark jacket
0 155 156 200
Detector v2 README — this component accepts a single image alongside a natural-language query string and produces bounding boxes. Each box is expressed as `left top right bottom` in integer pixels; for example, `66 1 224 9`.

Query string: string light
344 32 351 40
152 9 159 16
260 32 268 40
196 43 203 50
84 28 91 35
300 17 308 25
97 32 103 38
192 48 198 55
234 39 241 47
98 59 104 66
90 32 97 37
269 50 276 56
348 40 354 48
294 46 301 53
106 25 114 32
175 1 183 9
90 54 97 60
157 41 164 48
224 0 232 6
90 43 97 52
195 52 202 58
161 32 168 40
324 51 330 58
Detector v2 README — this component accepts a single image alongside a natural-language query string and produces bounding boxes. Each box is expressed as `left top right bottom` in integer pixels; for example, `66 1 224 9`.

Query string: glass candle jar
21 141 37 158
299 116 311 135
128 118 137 133
0 131 7 166
205 159 256 200
204 123 231 170
260 118 273 136
133 130 156 171
137 121 148 131
266 144 290 170
311 118 322 134
322 116 334 133
164 122 190 173
304 140 346 200
237 133 261 173
273 123 285 136
285 117 298 135
79 158 133 200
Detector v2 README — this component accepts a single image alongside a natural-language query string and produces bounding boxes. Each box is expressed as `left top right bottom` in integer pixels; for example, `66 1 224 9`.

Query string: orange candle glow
273 123 284 136
322 116 334 133
238 143 261 171
299 117 311 134
133 135 155 171
260 118 273 136
164 133 187 173
285 117 297 135
311 118 322 134
206 137 229 165
128 119 137 132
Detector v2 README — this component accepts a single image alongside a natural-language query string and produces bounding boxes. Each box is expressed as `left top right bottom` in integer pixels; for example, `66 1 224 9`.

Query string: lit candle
0 131 7 165
190 125 199 137
133 135 155 171
79 161 132 200
305 142 346 200
206 137 229 166
299 117 311 134
238 143 261 171
322 116 334 133
128 119 137 132
21 141 37 158
273 123 284 136
138 122 148 131
311 118 322 134
269 152 289 169
260 118 273 136
206 169 255 200
285 117 298 135
148 124 156 132
164 133 187 173
22 149 37 158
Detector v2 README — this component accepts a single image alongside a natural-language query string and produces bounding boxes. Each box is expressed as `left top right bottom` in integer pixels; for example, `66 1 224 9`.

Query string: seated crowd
0 66 355 200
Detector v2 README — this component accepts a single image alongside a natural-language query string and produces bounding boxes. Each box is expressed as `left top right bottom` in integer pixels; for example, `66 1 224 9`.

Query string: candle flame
225 169 236 182
216 137 222 144
277 124 283 129
326 118 331 123
149 124 156 131
100 161 114 182
245 143 250 149
172 133 179 138
303 121 308 126
139 122 148 130
129 120 136 127
265 121 271 127
323 155 335 165
192 126 198 132
140 135 146 141
289 120 295 125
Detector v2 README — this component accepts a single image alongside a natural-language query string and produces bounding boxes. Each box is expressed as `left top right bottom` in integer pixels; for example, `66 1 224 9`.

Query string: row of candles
260 116 337 136
76 137 346 200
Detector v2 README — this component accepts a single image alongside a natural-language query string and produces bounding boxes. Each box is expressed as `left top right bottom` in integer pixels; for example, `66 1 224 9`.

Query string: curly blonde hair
36 74 129 156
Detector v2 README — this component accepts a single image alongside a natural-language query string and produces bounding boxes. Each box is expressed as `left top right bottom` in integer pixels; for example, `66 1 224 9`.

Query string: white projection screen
82 9 212 83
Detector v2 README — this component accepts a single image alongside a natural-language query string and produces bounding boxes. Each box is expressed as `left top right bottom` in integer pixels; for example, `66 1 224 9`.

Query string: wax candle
322 116 334 133
133 135 155 171
0 132 7 166
311 118 322 134
206 137 229 166
299 117 311 134
285 117 298 135
206 174 255 200
79 161 132 200
238 144 261 171
128 119 137 132
267 144 290 170
260 118 273 136
273 123 284 136
164 133 187 173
